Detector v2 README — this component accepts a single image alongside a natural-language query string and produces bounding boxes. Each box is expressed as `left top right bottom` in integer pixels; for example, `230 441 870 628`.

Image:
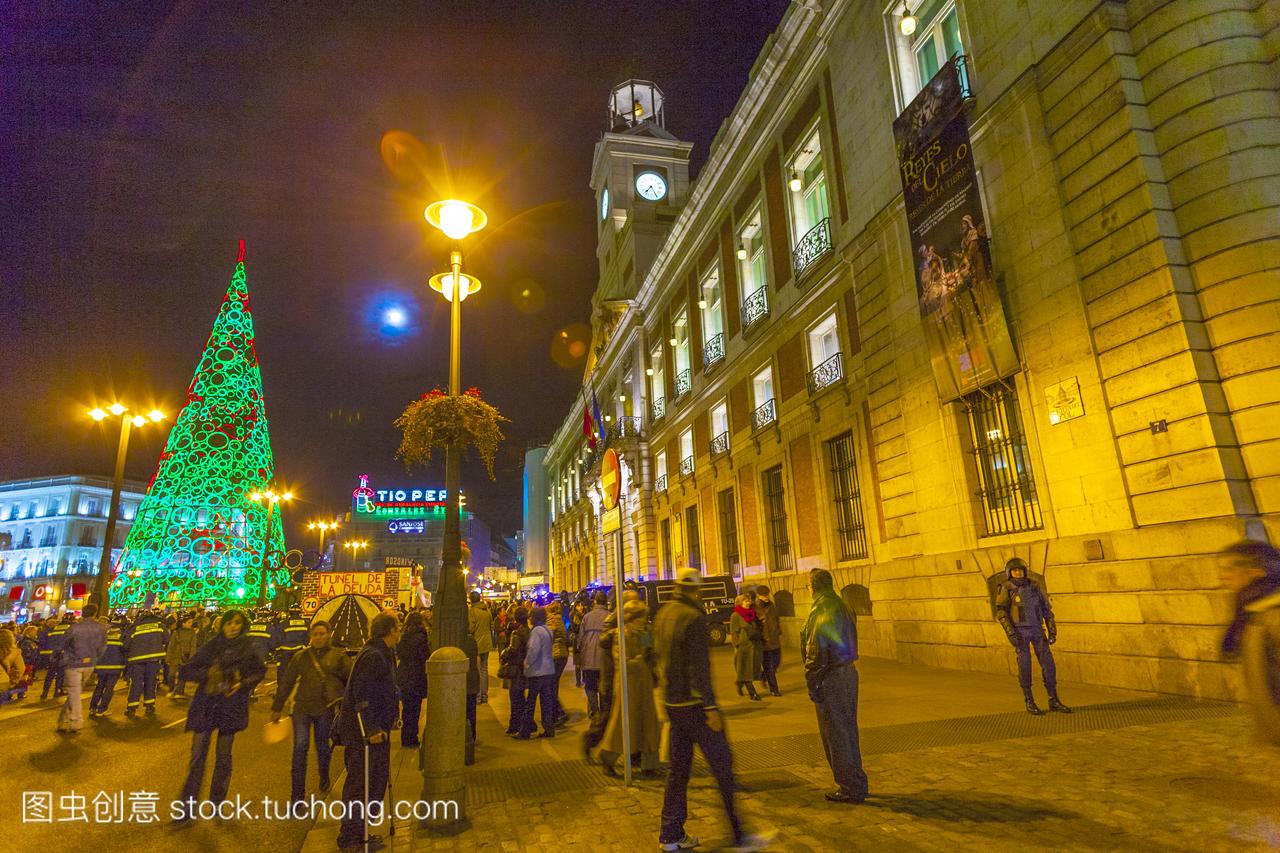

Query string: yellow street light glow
249 491 262 501
282 491 294 501
131 415 146 427
148 409 165 422
108 403 127 416
89 408 107 421
424 199 488 241
429 271 481 303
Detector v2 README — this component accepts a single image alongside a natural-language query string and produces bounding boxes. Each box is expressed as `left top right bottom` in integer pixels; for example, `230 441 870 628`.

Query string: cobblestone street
303 651 1280 852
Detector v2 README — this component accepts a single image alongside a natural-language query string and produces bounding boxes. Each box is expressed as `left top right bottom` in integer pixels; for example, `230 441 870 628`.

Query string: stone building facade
545 0 1280 699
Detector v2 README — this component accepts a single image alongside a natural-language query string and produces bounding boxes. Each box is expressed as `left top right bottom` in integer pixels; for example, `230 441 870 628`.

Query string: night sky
1 0 791 541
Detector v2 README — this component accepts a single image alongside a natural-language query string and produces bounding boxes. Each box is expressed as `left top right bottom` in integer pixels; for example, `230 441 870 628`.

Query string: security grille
962 381 1043 536
825 431 869 560
660 518 672 577
762 465 793 572
718 488 740 577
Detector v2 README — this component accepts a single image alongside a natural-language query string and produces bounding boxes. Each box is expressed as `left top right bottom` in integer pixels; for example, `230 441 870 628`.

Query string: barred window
660 518 673 577
962 382 1043 536
825 431 869 560
762 465 793 572
717 488 741 576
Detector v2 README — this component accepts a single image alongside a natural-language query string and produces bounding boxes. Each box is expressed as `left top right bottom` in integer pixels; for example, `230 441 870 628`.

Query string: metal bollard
420 646 468 828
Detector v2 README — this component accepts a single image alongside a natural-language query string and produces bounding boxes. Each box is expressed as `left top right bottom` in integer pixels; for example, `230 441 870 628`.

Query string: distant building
0 475 147 619
522 446 549 579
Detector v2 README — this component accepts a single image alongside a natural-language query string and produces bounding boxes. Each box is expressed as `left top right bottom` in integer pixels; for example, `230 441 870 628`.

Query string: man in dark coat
337 612 401 851
995 557 1070 715
57 604 106 733
174 609 266 819
125 610 168 717
801 568 868 805
395 612 430 748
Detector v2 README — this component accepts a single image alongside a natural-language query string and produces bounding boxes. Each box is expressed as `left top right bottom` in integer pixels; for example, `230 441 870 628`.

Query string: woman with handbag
499 606 530 736
174 609 266 821
272 619 352 802
731 594 764 700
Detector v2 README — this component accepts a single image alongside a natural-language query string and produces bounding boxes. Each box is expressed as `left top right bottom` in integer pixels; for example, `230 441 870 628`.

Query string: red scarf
733 605 757 623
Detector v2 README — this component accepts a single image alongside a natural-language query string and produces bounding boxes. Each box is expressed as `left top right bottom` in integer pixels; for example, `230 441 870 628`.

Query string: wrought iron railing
651 397 665 422
611 416 643 438
792 217 832 278
702 333 724 369
808 352 844 394
741 287 769 329
674 369 691 398
710 431 729 456
752 398 776 430
679 456 695 477
955 53 974 102
654 474 667 493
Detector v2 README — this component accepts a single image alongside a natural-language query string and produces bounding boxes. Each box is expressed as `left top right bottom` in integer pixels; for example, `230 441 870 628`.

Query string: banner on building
893 58 1018 402
315 571 386 598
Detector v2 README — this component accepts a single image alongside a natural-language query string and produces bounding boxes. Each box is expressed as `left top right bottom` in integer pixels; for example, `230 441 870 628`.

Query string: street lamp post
249 487 293 607
308 520 340 569
343 540 369 570
88 404 165 612
424 199 486 651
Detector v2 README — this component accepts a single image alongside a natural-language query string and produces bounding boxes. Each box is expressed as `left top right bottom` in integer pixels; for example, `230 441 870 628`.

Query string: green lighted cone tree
113 241 287 607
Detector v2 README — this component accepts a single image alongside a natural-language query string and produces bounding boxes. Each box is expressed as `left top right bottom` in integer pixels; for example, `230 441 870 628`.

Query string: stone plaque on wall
1045 377 1085 425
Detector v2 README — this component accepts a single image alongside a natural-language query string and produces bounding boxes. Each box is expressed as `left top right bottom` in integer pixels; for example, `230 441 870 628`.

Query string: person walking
800 568 869 805
56 603 107 733
730 594 763 701
578 592 608 718
396 611 430 748
995 557 1071 715
468 592 493 704
755 586 783 696
598 599 661 777
336 613 401 852
569 599 586 687
522 607 556 738
125 609 168 717
654 568 753 851
1219 540 1280 745
272 619 352 802
500 605 529 736
0 627 26 703
39 615 69 700
547 599 570 727
174 610 266 821
165 613 198 698
89 618 128 717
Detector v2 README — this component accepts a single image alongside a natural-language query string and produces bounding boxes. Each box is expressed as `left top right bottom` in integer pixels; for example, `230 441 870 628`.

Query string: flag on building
592 389 606 443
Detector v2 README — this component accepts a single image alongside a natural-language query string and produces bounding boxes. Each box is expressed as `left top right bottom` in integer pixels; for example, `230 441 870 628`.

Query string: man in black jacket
337 612 401 852
800 568 868 805
653 568 753 852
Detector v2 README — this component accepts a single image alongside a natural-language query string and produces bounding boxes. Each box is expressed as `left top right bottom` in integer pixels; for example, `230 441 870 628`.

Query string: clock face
635 171 667 201
600 187 610 220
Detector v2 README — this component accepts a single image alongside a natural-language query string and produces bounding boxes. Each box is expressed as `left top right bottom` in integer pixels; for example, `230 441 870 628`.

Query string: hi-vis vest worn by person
96 626 128 672
126 616 167 662
277 616 309 655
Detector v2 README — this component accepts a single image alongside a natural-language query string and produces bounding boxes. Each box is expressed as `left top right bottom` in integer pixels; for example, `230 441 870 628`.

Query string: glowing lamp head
737 245 748 260
788 172 803 193
89 408 107 421
424 199 488 241
131 415 146 427
282 491 294 502
108 403 127 417
429 271 482 303
147 409 165 422
899 8 918 36
249 491 262 501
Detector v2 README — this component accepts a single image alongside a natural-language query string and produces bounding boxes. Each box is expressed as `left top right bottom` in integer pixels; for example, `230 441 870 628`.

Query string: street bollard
420 646 468 829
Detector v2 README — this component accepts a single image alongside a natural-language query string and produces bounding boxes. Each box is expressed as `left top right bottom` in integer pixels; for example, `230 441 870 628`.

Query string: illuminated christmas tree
113 241 286 607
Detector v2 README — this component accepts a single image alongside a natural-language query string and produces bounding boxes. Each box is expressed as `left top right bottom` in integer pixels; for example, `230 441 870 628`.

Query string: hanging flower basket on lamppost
395 387 508 479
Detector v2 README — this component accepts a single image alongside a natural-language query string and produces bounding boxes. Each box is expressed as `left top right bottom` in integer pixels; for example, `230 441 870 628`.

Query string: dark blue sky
1 0 791 536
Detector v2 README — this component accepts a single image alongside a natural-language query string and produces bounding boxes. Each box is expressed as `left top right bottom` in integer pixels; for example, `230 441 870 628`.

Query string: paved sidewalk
301 650 1279 852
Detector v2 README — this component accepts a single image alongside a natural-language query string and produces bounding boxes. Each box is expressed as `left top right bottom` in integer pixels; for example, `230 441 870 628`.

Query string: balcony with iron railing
679 456 695 477
808 352 844 395
674 369 691 399
651 397 665 422
702 333 724 370
710 431 729 456
752 398 776 431
610 415 643 439
793 217 833 279
654 474 668 493
741 287 769 330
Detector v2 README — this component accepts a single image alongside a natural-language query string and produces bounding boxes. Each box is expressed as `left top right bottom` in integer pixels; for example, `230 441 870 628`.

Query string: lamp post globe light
343 539 369 570
424 198 486 652
308 519 340 568
248 487 293 606
87 403 165 612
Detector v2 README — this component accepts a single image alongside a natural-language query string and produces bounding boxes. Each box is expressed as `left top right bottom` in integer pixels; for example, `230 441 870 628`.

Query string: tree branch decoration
395 387 509 479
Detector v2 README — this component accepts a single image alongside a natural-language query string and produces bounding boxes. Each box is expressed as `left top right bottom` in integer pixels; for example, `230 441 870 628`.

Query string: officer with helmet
995 557 1071 715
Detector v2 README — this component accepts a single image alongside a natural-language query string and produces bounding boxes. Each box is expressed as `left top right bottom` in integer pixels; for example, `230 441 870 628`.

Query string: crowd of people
0 539 1276 852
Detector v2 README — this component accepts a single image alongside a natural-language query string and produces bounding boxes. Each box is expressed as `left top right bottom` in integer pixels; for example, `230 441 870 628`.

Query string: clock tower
590 80 693 304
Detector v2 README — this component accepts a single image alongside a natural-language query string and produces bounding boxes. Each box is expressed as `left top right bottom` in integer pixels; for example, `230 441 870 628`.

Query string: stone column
420 647 467 828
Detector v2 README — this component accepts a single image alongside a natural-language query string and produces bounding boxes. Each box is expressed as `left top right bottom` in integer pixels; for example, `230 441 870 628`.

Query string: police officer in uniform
89 618 129 717
40 615 71 700
125 609 168 717
995 557 1072 715
275 608 309 666
246 610 276 701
